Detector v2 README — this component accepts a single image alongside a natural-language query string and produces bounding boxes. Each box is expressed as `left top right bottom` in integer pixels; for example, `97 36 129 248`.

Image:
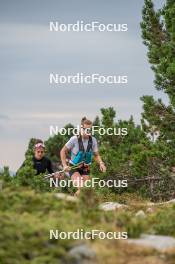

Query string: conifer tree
141 0 175 149
141 0 175 106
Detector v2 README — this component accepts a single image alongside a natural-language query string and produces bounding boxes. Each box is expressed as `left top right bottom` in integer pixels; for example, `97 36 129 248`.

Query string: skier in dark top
19 139 54 175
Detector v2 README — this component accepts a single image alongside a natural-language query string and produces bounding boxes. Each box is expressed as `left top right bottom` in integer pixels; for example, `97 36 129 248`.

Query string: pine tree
137 0 175 199
15 138 37 186
141 0 175 106
141 0 175 153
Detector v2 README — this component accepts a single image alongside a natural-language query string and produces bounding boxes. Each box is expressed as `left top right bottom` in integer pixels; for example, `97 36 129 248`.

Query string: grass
0 185 175 263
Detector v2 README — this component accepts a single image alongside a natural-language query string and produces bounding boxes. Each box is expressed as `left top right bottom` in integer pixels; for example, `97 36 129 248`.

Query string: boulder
54 193 78 202
68 244 96 264
99 202 127 211
127 234 175 250
146 207 155 213
135 210 146 218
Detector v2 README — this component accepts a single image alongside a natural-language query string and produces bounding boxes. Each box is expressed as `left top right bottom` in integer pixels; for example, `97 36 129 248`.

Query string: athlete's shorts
69 164 90 177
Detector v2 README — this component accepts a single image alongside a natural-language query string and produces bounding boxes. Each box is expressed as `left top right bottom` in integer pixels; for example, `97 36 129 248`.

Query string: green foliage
0 184 175 263
0 166 11 182
115 205 175 238
15 155 37 186
152 205 175 236
78 188 101 222
141 0 175 106
0 187 79 264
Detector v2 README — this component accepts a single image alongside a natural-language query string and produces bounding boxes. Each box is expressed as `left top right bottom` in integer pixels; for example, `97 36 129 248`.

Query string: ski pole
44 161 88 179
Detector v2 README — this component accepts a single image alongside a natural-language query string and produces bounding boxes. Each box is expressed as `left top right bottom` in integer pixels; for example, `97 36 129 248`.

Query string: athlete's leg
81 175 90 184
81 164 90 187
71 172 91 196
71 171 83 196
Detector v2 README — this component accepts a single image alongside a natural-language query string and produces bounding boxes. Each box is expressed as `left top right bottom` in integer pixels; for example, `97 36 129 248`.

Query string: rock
68 244 96 264
146 199 175 207
165 199 175 204
54 193 78 202
135 210 146 218
99 202 127 211
127 234 175 250
146 207 155 214
66 195 78 202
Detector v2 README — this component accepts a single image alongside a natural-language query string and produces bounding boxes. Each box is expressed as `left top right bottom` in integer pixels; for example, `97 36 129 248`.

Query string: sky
0 0 167 171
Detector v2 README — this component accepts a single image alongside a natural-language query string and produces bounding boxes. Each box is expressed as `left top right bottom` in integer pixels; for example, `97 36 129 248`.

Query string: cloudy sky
0 0 167 171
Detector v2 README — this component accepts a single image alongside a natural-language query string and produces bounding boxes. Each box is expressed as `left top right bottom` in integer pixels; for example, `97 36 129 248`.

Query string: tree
140 0 175 166
141 0 175 106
